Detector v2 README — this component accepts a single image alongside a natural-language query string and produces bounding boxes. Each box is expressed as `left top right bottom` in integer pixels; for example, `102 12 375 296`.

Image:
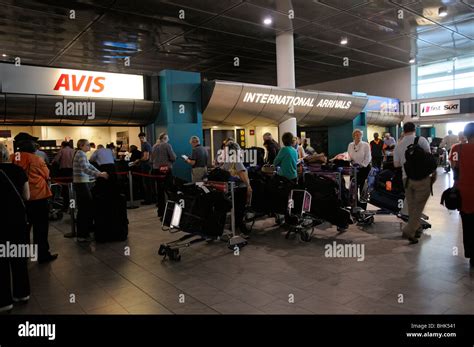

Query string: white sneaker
13 296 30 303
0 304 13 313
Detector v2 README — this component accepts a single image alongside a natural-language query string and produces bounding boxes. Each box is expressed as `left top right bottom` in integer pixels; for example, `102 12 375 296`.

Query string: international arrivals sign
242 92 352 109
0 64 144 99
420 100 460 117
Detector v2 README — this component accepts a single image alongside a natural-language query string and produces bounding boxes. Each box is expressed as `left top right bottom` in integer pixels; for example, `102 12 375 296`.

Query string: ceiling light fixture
340 37 348 45
1 54 6 57
438 6 448 17
409 58 416 64
263 17 272 25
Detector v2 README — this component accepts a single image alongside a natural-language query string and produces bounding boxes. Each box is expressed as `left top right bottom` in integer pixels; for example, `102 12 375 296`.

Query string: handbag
261 164 275 174
440 144 462 210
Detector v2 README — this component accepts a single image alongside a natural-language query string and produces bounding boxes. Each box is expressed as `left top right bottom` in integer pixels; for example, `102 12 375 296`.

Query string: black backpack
404 137 437 180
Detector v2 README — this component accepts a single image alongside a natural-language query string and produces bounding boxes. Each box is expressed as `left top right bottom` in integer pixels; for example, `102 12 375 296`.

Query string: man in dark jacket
369 133 384 168
263 132 280 164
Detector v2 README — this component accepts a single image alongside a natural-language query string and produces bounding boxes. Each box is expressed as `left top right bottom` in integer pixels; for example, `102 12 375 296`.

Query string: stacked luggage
159 182 233 260
303 173 352 230
167 184 232 238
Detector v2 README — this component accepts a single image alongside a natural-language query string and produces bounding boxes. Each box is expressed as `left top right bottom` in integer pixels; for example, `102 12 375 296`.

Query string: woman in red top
451 122 474 267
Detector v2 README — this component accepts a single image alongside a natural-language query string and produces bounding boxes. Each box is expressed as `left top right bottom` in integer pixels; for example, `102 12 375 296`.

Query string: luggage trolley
367 169 432 231
346 165 376 226
158 181 247 261
284 189 320 242
306 164 375 227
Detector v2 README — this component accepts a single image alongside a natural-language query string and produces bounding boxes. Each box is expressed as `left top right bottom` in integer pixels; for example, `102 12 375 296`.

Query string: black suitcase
265 175 295 214
93 191 129 243
249 178 269 213
304 173 352 228
369 190 405 213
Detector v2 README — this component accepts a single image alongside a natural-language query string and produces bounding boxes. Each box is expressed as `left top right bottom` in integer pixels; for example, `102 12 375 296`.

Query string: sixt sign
420 100 460 117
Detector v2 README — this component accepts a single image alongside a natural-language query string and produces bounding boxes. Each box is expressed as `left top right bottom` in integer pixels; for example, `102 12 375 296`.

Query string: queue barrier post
127 171 138 209
227 181 247 249
68 182 76 236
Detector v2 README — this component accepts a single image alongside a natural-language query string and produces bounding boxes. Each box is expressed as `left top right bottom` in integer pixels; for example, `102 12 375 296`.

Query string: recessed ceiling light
438 6 448 17
263 17 272 25
340 37 348 45
409 58 416 64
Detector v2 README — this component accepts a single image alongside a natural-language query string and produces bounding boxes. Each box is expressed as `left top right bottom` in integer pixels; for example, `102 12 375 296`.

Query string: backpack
404 137 437 180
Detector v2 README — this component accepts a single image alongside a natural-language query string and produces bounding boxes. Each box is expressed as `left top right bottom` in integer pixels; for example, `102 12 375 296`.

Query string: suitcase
303 173 352 228
265 175 295 214
369 189 405 213
249 178 270 213
93 191 129 242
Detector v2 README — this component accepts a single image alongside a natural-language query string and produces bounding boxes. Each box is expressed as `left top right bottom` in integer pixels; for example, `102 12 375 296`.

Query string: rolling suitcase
369 189 404 213
93 188 129 242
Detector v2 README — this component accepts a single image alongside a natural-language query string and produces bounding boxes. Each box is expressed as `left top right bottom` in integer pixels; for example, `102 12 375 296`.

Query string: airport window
412 55 474 99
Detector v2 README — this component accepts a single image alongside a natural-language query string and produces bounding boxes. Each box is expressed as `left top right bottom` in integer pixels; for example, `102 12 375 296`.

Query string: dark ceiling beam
47 0 118 65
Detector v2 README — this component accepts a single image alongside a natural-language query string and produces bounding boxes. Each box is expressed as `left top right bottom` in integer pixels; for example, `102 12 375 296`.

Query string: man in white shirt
383 133 396 159
394 122 433 244
347 129 371 209
440 130 459 153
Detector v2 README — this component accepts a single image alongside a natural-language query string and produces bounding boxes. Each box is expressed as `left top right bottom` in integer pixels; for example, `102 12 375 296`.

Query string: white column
276 31 297 138
278 118 297 145
276 32 295 89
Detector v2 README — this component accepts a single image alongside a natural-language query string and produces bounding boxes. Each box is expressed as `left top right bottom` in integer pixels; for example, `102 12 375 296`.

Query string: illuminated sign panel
0 64 144 99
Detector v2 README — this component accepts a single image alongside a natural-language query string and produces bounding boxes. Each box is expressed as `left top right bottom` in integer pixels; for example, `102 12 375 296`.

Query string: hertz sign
420 100 460 117
0 64 144 99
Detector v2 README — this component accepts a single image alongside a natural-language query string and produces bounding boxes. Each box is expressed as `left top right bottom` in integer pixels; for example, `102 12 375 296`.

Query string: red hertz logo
53 74 105 93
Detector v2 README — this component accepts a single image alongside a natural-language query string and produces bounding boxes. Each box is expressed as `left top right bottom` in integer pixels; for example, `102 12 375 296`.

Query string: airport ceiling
0 0 473 87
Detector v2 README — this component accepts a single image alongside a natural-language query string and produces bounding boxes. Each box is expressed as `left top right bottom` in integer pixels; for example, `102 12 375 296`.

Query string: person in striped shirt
68 139 108 241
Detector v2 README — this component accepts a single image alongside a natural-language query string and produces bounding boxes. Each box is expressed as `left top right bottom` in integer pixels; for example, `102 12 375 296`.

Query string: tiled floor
12 168 473 314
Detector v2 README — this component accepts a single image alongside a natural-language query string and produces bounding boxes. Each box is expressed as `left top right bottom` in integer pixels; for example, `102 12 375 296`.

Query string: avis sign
420 100 460 117
0 64 144 99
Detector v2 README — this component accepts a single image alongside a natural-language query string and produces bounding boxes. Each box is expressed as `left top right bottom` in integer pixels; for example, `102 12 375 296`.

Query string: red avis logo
53 74 105 93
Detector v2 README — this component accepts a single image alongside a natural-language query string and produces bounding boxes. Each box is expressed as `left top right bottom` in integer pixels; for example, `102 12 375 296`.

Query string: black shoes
238 224 251 238
38 254 58 264
414 227 423 239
